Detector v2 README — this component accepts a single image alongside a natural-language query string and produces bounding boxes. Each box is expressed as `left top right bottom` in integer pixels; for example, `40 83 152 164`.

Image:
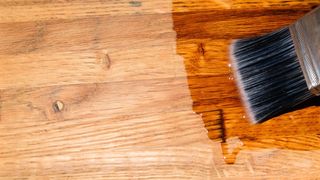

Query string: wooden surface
1 0 320 179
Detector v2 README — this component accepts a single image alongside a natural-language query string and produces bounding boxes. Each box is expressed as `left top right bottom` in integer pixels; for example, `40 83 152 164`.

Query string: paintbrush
230 7 320 123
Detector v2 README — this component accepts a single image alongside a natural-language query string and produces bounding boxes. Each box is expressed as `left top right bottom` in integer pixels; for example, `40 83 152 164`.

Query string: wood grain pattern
1 0 320 179
0 14 180 89
0 0 318 23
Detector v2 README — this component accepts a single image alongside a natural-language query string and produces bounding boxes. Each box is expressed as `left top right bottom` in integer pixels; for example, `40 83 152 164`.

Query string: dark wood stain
218 109 226 143
173 1 320 155
174 9 310 39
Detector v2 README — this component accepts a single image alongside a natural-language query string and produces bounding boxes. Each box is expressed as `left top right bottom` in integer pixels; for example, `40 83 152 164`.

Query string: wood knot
53 100 64 112
104 53 111 69
197 43 206 56
97 51 111 69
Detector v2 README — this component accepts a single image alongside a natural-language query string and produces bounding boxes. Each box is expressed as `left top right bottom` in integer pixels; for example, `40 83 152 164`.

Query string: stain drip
221 137 244 164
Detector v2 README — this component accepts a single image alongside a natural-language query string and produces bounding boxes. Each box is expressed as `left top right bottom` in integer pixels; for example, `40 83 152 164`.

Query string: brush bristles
231 27 314 123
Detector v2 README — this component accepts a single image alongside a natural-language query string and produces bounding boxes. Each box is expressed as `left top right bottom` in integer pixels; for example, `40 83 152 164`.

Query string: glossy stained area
0 0 320 179
174 0 320 174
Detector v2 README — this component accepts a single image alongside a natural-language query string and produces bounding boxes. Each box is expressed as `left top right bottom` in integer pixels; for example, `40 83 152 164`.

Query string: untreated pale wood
1 0 320 179
0 14 180 89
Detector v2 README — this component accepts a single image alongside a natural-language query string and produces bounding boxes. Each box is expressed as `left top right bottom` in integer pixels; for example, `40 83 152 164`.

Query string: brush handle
290 6 320 95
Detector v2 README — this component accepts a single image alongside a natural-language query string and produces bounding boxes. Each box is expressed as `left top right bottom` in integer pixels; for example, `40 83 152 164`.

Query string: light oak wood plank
0 78 221 178
0 14 184 89
1 0 320 178
0 0 318 23
1 78 320 178
0 9 309 89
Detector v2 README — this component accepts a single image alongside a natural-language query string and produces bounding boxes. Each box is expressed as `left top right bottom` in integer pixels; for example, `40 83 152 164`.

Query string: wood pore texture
1 0 320 179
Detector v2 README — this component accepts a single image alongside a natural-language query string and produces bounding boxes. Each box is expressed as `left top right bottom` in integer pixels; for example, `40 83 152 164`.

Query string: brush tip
230 41 257 124
230 27 313 123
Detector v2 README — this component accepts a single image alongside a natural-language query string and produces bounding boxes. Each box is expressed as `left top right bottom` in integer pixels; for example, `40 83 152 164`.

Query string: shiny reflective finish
0 0 320 179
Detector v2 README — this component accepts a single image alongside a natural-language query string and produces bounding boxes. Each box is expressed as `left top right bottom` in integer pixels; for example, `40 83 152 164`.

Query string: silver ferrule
289 6 320 95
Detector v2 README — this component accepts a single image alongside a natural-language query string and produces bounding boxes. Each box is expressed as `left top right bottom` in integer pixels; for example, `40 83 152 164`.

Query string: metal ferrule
290 6 320 95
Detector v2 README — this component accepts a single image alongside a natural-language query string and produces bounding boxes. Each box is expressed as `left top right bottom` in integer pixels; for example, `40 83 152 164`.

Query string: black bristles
231 27 315 123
